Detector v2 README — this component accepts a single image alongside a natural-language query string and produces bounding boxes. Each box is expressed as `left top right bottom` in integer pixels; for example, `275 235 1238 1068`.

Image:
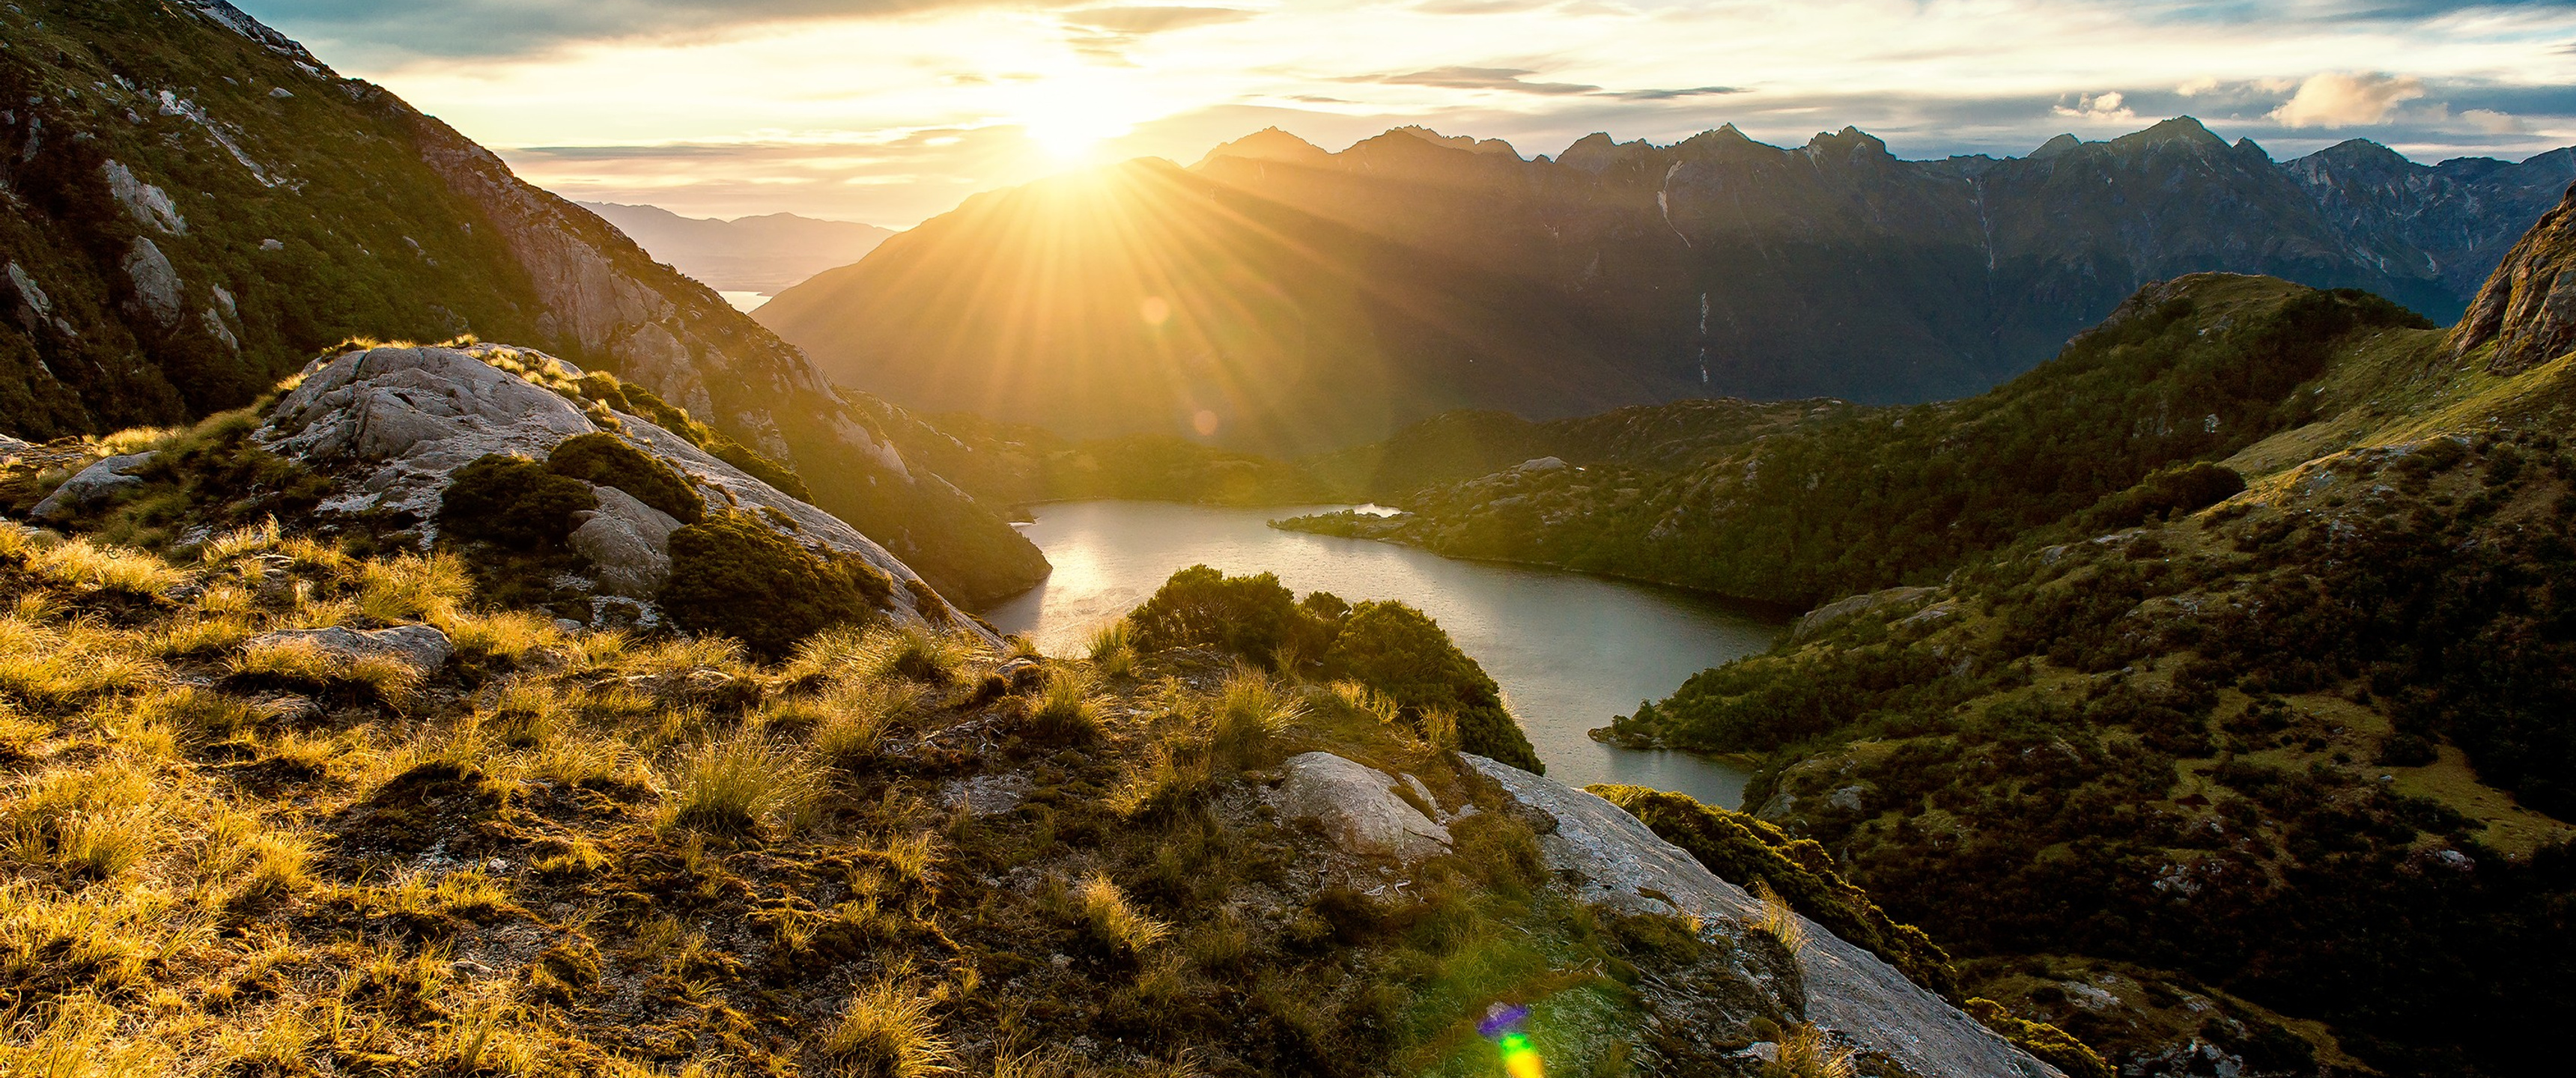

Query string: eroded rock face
1269 751 1453 862
1793 585 1935 642
1462 754 2062 1078
249 624 454 674
2449 181 2576 374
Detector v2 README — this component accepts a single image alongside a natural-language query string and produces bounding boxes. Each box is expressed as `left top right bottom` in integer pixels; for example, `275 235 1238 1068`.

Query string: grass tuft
1076 871 1171 959
666 731 824 835
823 978 954 1077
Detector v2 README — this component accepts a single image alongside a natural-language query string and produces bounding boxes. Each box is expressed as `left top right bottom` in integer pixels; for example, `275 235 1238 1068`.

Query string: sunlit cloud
231 0 2576 225
2270 71 2429 127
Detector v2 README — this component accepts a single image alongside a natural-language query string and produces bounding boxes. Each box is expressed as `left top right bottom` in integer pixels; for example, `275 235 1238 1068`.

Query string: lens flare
1480 1003 1543 1077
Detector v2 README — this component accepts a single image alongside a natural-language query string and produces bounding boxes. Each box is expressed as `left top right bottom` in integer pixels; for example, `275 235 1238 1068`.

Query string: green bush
544 433 702 523
1964 999 2112 1078
437 454 597 549
1127 564 1313 665
1322 600 1542 773
660 512 894 660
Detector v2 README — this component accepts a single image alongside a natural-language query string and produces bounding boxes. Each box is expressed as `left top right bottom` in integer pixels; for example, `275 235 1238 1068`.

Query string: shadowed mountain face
0 1 1044 603
759 120 2574 453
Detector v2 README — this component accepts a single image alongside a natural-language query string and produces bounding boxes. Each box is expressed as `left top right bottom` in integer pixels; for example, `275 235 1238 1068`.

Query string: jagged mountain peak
1196 125 1331 166
2030 133 2083 158
2109 115 2228 150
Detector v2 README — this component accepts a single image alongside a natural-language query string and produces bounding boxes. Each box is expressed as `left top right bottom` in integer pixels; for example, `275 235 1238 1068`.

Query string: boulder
1791 585 1933 642
249 624 454 674
568 485 680 597
30 452 157 520
1462 754 2061 1078
1269 752 1451 862
121 237 183 327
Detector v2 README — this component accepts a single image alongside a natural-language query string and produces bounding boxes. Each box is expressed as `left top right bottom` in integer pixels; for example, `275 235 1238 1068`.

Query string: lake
976 501 1787 809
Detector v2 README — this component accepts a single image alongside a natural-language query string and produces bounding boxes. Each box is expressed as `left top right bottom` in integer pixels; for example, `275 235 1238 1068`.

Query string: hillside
0 344 2065 1075
0 1 1043 604
1300 192 2576 1074
759 120 2571 452
574 203 893 296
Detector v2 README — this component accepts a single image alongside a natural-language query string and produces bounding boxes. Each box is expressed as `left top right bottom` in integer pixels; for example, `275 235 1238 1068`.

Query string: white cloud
2463 108 2529 134
2268 71 2426 127
2053 91 2136 122
2175 76 2218 97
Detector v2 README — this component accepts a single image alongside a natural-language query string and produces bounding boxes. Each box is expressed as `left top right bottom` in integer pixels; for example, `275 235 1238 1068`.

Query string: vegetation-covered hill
0 1 1043 603
1281 274 2432 608
1339 194 2576 1074
762 118 2569 451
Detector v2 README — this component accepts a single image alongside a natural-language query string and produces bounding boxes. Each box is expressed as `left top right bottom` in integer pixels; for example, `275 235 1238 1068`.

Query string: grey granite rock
31 453 157 520
1462 754 2061 1078
568 485 679 598
249 624 454 674
1270 752 1452 862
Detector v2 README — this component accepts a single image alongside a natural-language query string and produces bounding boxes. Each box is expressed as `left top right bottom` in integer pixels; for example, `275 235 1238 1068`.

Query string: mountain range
574 201 892 297
0 0 1042 604
758 121 2576 453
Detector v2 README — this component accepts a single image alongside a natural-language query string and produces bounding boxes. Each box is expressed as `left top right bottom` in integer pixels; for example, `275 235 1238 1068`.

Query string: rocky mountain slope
575 202 893 296
0 362 2063 1074
759 119 2571 452
0 1 1044 604
1296 189 2576 1074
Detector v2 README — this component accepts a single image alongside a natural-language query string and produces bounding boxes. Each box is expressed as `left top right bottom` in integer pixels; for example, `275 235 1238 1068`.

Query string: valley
1 3 2574 1078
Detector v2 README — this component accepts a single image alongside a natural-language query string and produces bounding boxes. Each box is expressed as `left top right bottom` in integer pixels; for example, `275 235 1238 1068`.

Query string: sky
231 1 2576 228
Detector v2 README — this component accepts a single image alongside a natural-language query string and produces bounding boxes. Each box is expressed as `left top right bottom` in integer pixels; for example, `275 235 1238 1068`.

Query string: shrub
1127 565 1313 665
544 433 702 523
1965 999 2112 1078
659 512 894 661
1320 601 1542 773
824 978 952 1077
437 454 596 549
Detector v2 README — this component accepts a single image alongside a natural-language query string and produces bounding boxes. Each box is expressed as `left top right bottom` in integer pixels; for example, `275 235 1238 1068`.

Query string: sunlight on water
978 501 1787 808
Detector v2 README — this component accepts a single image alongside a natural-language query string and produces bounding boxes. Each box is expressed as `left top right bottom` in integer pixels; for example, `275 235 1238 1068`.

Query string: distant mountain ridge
575 201 892 295
759 118 2575 453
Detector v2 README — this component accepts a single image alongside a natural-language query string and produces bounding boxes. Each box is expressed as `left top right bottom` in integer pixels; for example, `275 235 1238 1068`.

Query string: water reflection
977 501 1786 809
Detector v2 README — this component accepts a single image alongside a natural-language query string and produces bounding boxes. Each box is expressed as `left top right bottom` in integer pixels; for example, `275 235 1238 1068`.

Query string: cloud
2268 71 2428 127
1060 5 1254 34
233 0 990 58
2462 107 2530 133
1365 66 1603 95
2053 91 2137 121
1351 67 1739 100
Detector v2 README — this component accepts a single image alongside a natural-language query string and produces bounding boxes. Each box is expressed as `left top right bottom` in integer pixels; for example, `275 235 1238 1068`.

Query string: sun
1009 73 1146 162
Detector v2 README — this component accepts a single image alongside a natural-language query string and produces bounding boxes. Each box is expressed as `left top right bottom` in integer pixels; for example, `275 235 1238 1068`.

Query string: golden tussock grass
824 977 954 1077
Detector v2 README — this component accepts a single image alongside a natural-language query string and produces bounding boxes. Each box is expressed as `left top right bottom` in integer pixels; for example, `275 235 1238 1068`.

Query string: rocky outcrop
2447 182 2576 374
1793 585 1935 642
1268 752 1453 861
30 452 156 521
260 343 979 636
1463 754 2062 1078
248 624 454 674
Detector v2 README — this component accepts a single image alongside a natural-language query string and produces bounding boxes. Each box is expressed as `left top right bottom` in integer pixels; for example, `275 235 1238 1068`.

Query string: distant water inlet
976 501 1787 809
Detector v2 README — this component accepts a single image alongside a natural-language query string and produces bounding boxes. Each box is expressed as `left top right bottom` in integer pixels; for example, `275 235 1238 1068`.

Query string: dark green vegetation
764 119 2569 451
0 0 1044 604
1123 566 1543 770
437 455 598 550
543 433 705 523
661 511 895 661
1282 276 2433 608
1524 249 2576 1074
